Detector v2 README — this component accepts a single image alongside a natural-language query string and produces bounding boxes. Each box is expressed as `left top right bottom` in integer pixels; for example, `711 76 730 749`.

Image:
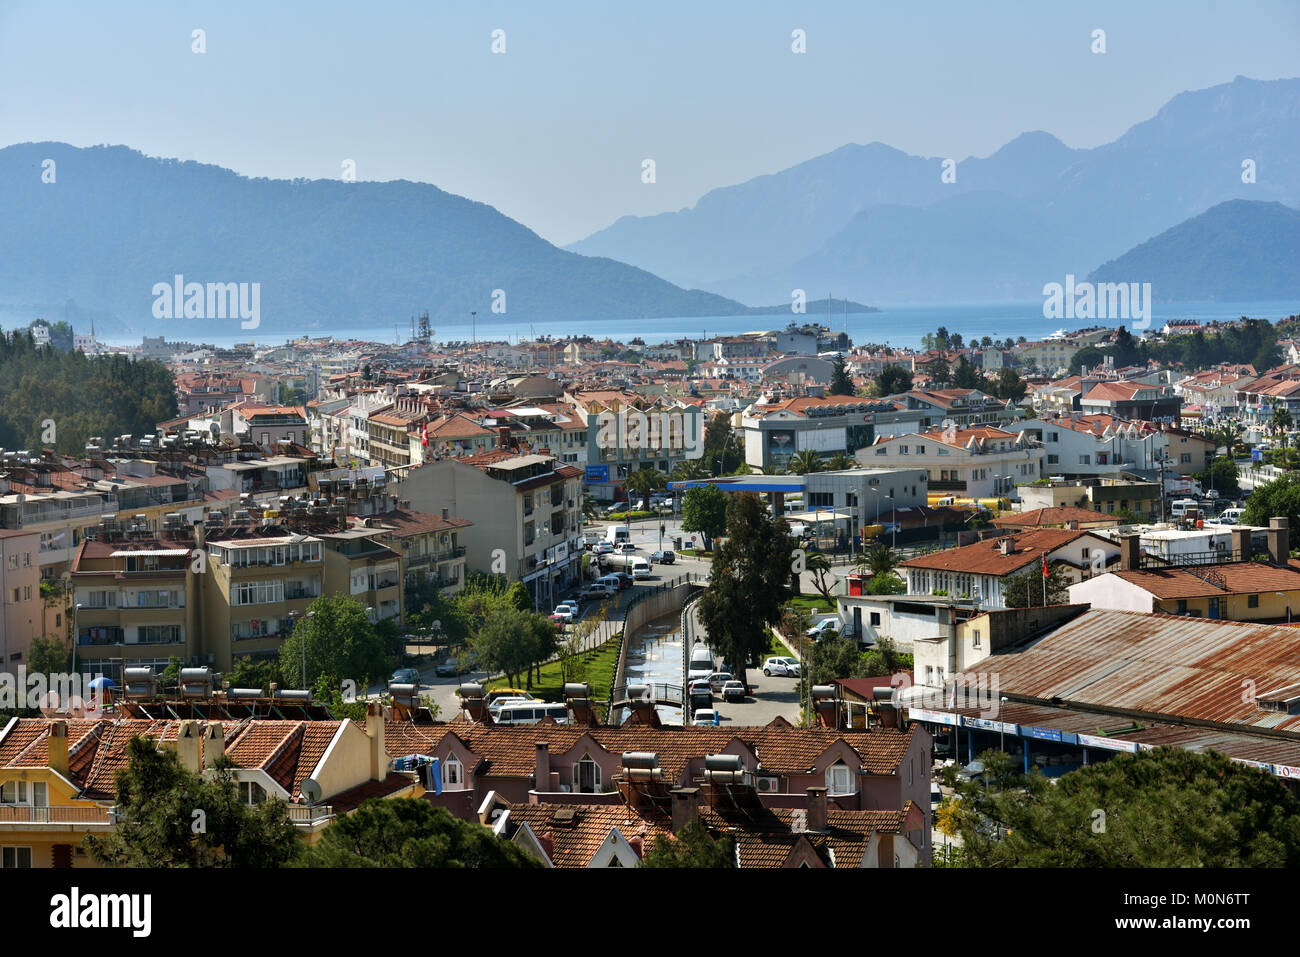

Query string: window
1047 454 1059 465
1078 455 1090 465
869 612 881 627
1248 594 1259 608
574 754 601 793
973 629 982 648
1180 454 1192 464
899 445 909 455
443 755 464 789
0 781 26 804
1 847 31 869
826 761 853 795
6 555 16 569
1176 599 1188 614
1048 432 1058 442
240 780 268 805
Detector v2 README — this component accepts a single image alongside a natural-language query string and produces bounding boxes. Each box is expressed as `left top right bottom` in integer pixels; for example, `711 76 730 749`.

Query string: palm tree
624 468 666 523
825 451 855 471
1273 407 1293 450
787 449 823 476
804 550 836 605
670 459 707 481
856 543 898 579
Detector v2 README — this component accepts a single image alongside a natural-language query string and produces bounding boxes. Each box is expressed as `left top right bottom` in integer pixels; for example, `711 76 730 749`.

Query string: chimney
1120 534 1141 571
203 722 225 770
997 538 1015 556
498 426 511 448
1269 517 1290 565
535 742 550 790
366 700 386 781
193 519 206 551
1232 527 1251 562
806 785 828 833
47 720 69 777
670 787 700 834
176 720 201 773
441 508 449 521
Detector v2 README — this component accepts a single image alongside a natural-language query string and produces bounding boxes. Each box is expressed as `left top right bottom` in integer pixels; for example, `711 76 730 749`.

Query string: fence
606 576 702 723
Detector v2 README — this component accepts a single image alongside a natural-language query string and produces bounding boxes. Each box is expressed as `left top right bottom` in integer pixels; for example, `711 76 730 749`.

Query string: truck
599 552 651 577
604 525 631 545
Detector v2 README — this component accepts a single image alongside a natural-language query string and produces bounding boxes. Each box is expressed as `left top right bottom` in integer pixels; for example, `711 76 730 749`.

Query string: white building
859 426 1042 499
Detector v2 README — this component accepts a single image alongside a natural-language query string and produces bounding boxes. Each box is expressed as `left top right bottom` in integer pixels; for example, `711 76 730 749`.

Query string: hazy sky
1 0 1296 246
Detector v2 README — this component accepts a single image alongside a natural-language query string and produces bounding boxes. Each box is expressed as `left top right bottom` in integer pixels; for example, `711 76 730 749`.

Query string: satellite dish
299 778 323 805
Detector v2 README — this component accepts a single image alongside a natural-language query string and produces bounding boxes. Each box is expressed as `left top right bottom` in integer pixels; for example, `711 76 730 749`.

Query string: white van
494 701 572 726
630 557 651 580
1170 498 1200 519
605 525 631 545
1213 507 1246 525
688 642 715 682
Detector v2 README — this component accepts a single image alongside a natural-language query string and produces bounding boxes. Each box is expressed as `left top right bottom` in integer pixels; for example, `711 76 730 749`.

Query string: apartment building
742 395 924 471
71 534 201 680
1013 339 1082 372
860 426 1042 499
226 403 310 448
318 529 403 626
351 509 471 596
1080 380 1181 425
566 391 704 501
1006 414 1166 478
0 529 43 668
391 450 583 609
898 528 1121 608
0 488 115 578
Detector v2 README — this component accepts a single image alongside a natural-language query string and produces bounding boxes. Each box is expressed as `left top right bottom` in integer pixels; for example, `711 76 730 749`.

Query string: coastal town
3 312 1300 871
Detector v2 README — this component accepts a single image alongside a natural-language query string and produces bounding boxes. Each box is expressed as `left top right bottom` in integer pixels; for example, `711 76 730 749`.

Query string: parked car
706 671 734 692
550 606 576 624
556 599 581 616
762 656 800 677
692 709 720 727
605 501 630 514
594 541 615 555
390 667 420 685
806 617 840 640
436 653 476 677
579 582 616 600
616 541 638 553
721 680 747 703
610 571 634 590
650 549 676 564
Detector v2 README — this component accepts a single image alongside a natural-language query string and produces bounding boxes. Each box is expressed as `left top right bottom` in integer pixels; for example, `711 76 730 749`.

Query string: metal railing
0 805 113 825
286 804 334 825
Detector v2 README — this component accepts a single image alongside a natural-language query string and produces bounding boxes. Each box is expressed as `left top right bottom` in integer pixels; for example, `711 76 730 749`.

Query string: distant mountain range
1087 200 1300 301
568 76 1300 304
0 143 768 337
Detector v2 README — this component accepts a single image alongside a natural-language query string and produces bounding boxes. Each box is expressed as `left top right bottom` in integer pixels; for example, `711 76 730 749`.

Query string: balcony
286 804 334 826
284 585 321 601
0 805 114 826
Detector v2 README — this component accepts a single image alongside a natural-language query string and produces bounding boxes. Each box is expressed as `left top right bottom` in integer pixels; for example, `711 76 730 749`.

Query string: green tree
787 449 823 475
992 367 1027 403
805 551 836 605
296 798 540 867
697 496 794 676
950 747 1300 867
876 364 913 397
1242 472 1300 531
1273 407 1293 449
681 484 728 549
806 634 859 685
828 356 855 395
85 737 300 867
641 818 735 868
470 604 556 687
278 593 392 691
951 355 981 389
825 451 855 471
1068 345 1105 375
625 468 667 519
856 543 898 579
26 633 68 674
864 571 906 595
1001 560 1070 607
1197 457 1240 497
921 356 949 383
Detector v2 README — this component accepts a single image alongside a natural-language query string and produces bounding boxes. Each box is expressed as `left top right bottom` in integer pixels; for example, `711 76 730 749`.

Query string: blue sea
98 300 1300 350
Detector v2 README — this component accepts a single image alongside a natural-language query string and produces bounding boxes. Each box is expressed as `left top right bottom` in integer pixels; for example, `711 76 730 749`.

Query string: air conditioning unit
756 776 779 793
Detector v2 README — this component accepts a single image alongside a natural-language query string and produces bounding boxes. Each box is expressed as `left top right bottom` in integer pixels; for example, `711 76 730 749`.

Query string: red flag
421 421 429 448
1042 552 1049 579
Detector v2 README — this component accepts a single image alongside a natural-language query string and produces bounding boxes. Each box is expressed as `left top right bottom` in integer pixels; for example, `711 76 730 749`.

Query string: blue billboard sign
585 465 610 483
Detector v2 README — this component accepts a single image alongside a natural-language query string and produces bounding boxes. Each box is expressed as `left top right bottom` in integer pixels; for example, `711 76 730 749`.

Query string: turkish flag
1042 553 1049 579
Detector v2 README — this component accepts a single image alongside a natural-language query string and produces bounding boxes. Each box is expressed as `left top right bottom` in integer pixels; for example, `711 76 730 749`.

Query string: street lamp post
1000 696 1008 752
73 603 84 678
